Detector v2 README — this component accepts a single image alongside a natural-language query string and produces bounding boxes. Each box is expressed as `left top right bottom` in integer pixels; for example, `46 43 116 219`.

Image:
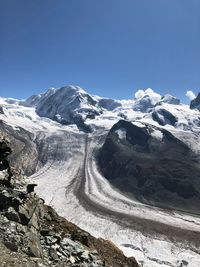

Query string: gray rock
0 106 4 114
45 236 59 245
3 240 19 252
0 169 10 182
190 92 200 110
80 250 90 261
27 230 43 258
152 108 177 126
60 237 80 249
49 247 58 260
69 255 76 264
6 206 20 222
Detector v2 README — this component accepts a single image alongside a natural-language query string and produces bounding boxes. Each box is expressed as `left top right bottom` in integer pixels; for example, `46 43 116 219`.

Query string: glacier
0 86 200 267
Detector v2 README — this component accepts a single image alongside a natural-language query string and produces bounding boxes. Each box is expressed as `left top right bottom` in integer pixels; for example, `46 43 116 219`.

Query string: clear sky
0 0 199 102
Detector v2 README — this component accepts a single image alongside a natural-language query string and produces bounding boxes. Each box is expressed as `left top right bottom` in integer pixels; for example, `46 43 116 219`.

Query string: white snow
1 87 200 267
115 128 127 139
151 129 163 140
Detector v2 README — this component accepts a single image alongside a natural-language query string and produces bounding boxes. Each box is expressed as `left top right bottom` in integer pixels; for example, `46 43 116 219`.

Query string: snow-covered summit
22 86 101 130
1 85 200 133
133 89 180 112
158 94 180 105
19 85 124 130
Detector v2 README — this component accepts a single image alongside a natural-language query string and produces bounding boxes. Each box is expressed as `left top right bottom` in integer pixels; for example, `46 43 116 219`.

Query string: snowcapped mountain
3 84 198 132
20 85 123 131
1 85 200 267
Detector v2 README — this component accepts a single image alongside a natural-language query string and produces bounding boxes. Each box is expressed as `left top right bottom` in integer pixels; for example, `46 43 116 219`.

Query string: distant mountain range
2 85 200 132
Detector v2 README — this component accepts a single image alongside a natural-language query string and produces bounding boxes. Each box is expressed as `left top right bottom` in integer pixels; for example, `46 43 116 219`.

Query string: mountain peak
190 92 200 110
57 85 87 95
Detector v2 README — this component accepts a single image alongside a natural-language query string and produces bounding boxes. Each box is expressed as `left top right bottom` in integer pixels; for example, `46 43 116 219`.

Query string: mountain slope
0 135 138 267
190 92 200 111
98 119 200 214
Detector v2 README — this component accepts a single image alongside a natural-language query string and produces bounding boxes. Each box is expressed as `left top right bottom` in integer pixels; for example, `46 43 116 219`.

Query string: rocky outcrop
98 98 122 111
133 95 155 112
152 108 178 126
0 106 4 114
98 120 200 214
0 122 38 176
190 92 200 110
0 136 138 267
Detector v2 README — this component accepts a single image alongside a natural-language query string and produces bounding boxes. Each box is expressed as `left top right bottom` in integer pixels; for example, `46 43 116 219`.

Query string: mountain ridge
2 85 199 133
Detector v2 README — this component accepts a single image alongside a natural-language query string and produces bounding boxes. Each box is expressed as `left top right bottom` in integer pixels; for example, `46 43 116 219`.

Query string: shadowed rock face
152 109 178 126
98 120 200 214
190 92 200 111
0 107 4 114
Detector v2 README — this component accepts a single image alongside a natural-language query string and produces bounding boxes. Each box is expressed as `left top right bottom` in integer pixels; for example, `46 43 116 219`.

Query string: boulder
5 207 20 222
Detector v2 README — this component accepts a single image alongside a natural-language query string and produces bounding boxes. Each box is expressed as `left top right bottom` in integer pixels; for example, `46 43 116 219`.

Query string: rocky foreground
0 135 138 267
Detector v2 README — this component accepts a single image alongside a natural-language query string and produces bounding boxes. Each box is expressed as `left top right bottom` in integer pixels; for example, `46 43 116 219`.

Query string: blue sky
0 0 199 102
